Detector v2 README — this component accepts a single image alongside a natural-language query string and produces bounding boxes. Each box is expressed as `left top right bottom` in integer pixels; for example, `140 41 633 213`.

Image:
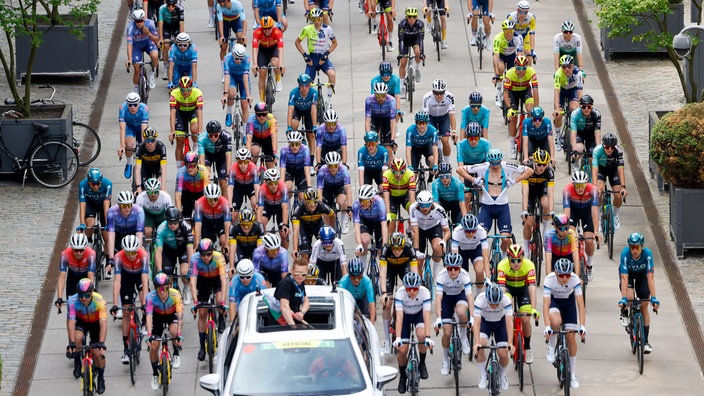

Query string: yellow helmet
261 16 275 29
390 157 407 172
406 7 419 17
532 149 551 165
501 19 516 30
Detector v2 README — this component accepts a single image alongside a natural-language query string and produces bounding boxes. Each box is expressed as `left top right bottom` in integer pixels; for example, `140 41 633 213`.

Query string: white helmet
262 233 281 250
143 177 161 192
322 109 339 123
204 183 221 199
358 184 376 200
373 82 389 95
117 190 134 204
517 0 530 10
69 233 89 250
132 9 146 21
572 170 589 184
432 79 446 92
236 147 252 160
236 259 255 276
232 43 247 59
121 234 141 252
126 92 141 104
263 168 280 181
416 190 433 204
325 151 342 165
175 32 190 43
287 130 304 143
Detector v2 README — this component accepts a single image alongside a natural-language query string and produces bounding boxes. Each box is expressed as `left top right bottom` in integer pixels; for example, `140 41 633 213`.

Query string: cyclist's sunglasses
516 66 527 71
405 287 419 292
470 104 482 109
581 105 592 110
127 103 139 108
557 273 571 279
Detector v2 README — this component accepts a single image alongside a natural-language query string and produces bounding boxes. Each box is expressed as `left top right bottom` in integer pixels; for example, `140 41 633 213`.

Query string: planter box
0 104 73 174
601 2 684 60
15 13 99 82
648 110 670 191
669 185 704 258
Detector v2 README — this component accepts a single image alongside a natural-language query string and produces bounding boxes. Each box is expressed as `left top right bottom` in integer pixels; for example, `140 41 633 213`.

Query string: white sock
499 364 507 377
569 356 577 377
509 138 515 149
548 334 557 351
443 347 449 361
133 84 139 93
459 326 467 340
542 219 550 233
128 155 135 165
524 239 530 252
208 6 213 18
587 254 593 267
614 206 620 216
383 319 390 341
443 154 451 164
477 361 486 377
433 260 442 275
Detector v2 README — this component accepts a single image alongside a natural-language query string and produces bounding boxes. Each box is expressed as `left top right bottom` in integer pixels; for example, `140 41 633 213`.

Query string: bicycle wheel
490 359 500 396
516 337 524 391
634 313 644 374
139 74 149 105
129 327 137 385
409 364 420 396
72 122 101 166
451 338 461 396
467 329 474 362
265 73 276 111
422 260 434 298
93 236 104 291
407 72 415 112
207 324 217 373
605 206 614 259
367 259 380 296
560 348 571 396
161 355 170 396
30 141 78 188
477 31 484 70
532 225 543 286
82 360 93 396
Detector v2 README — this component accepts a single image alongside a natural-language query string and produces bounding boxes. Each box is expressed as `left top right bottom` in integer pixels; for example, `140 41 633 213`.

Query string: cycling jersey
253 0 282 13
114 249 149 275
357 146 389 171
198 131 232 156
461 105 490 131
365 95 397 119
228 222 264 254
506 11 536 50
228 272 266 304
175 164 209 193
619 247 654 274
135 141 167 174
503 67 538 91
299 24 335 55
451 224 489 251
119 102 149 128
194 196 232 222
280 144 311 171
292 201 334 227
79 178 113 205
406 124 438 147
381 169 416 197
543 228 576 257
339 274 375 302
457 138 491 165
370 74 402 96
497 258 536 288
316 164 351 189
464 162 530 205
474 293 513 322
554 66 583 91
309 239 347 264
493 32 523 56
553 32 582 59
562 183 598 210
126 19 158 46
436 268 472 296
136 191 173 217
158 3 184 26
432 176 464 202
253 27 284 49
521 117 552 140
228 162 259 186
216 0 246 21
169 88 204 112
421 91 455 117
258 181 289 206
523 166 554 189
68 292 107 323
106 205 145 234
59 247 97 274
246 113 277 139
570 108 601 134
190 251 227 278
380 244 418 267
592 144 624 168
168 44 198 68
395 286 431 315
288 87 318 110
315 124 347 149
543 272 581 300
409 202 448 230
146 288 183 316
352 196 386 224
398 18 425 53
252 246 288 272
155 220 194 250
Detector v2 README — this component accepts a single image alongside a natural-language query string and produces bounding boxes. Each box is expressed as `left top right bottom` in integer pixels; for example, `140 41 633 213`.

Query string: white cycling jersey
409 202 449 230
543 272 582 299
309 238 347 264
136 191 174 216
394 285 432 315
421 91 456 117
473 292 513 322
463 161 529 206
435 268 472 297
451 224 489 251
553 32 582 54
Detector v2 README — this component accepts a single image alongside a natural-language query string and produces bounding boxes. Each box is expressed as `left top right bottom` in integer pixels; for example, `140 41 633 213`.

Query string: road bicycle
475 341 506 396
571 147 593 182
114 305 146 385
395 323 432 396
548 325 584 396
256 65 280 112
426 6 443 62
366 244 381 296
468 8 493 70
512 306 538 392
127 59 151 105
370 4 391 60
601 189 616 260
509 102 527 163
397 49 424 112
487 221 514 282
414 166 433 192
226 86 248 151
437 318 470 395
77 342 104 396
525 202 544 285
575 223 593 306
150 333 181 395
76 223 107 290
193 301 223 373
465 185 482 216
315 77 335 124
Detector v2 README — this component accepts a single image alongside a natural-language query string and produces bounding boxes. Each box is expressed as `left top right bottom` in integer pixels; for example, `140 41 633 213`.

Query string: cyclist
467 0 494 47
125 9 159 92
257 168 291 248
134 127 167 193
543 258 587 390
382 157 417 232
145 272 184 390
304 0 333 25
562 170 598 280
78 167 112 247
457 122 491 213
228 209 265 270
110 235 150 365
157 0 185 77
451 213 489 288
252 233 289 287
55 233 97 311
365 82 398 151
553 20 583 70
287 73 319 167
317 151 352 233
189 238 229 358
422 0 448 48
592 133 627 229
305 262 328 285
421 79 456 164
216 0 248 74
136 178 173 253
371 61 403 105
281 130 312 200
492 19 524 88
315 109 348 168
309 226 347 282
228 148 260 215
252 0 288 33
246 102 279 171
503 54 538 160
118 92 149 180
106 191 145 276
169 76 204 164
174 151 209 220
553 55 584 131
434 253 474 376
520 149 554 251
618 232 659 353
570 94 601 165
506 1 536 65
194 183 232 254
167 33 198 89
339 258 376 322
406 111 439 179
143 0 163 20
295 8 337 95
197 120 232 199
222 43 253 129
460 91 490 139
368 0 396 51
291 187 335 261
496 244 539 363
544 213 579 275
397 7 425 91
228 259 266 317
410 190 451 275
352 184 389 258
154 206 195 303
521 106 555 165
472 282 513 391
431 163 466 225
458 148 533 252
392 272 434 393
358 131 390 189
66 278 108 394
252 16 285 99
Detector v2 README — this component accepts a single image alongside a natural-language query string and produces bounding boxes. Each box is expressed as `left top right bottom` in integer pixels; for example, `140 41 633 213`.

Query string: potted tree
649 102 704 258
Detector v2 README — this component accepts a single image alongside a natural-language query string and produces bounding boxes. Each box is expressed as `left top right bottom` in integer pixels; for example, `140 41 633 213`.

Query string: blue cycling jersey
287 87 318 110
118 103 149 127
216 0 246 21
339 274 375 302
252 246 289 272
315 124 347 149
79 178 113 205
280 144 311 170
352 195 386 223
461 105 491 130
198 131 232 155
357 146 389 171
125 19 158 46
224 53 250 76
168 44 198 68
370 74 402 96
228 272 266 304
253 0 282 12
521 117 553 140
106 204 145 234
457 138 491 165
432 176 465 202
365 95 396 118
406 124 439 147
618 247 654 274
317 164 350 189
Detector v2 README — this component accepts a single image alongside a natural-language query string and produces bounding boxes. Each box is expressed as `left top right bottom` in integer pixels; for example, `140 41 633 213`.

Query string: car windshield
230 339 367 395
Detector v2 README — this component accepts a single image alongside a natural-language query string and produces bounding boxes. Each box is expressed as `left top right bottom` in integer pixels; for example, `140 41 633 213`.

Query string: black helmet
165 206 181 222
602 133 618 147
579 95 594 106
206 120 222 134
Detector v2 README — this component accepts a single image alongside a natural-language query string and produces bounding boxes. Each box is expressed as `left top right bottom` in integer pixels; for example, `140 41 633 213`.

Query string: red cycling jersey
562 183 598 210
257 181 289 206
114 249 150 275
228 161 260 186
252 27 284 49
194 196 233 222
59 247 97 274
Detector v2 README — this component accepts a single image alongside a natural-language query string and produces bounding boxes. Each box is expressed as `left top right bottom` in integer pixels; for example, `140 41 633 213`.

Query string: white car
200 285 398 395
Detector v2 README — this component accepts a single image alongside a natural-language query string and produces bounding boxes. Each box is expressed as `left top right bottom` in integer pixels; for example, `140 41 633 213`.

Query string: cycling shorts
257 47 280 68
419 223 443 254
568 206 594 234
125 124 143 140
429 114 451 136
507 90 533 111
322 183 345 208
144 211 166 230
400 311 425 339
222 18 244 40
196 276 222 303
75 320 101 343
120 271 144 305
160 244 189 276
285 168 308 191
363 168 383 188
131 41 158 63
200 218 227 241
359 219 383 250
204 151 229 181
549 294 578 328
458 244 483 272
305 53 335 78
85 200 107 225
441 292 468 319
181 190 204 220
479 318 509 344
472 0 491 15
231 183 256 211
261 203 283 224
411 145 435 169
505 285 532 313
559 87 581 107
151 313 178 337
478 203 512 234
315 258 342 283
252 135 275 157
174 109 198 135
228 75 249 100
292 108 315 131
597 165 621 187
626 271 651 300
385 262 410 292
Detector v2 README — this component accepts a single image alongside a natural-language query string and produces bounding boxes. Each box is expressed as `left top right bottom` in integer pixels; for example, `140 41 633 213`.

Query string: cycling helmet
379 60 393 74
602 133 618 147
165 206 181 222
416 190 433 205
287 130 304 143
627 232 645 245
239 208 255 223
263 168 280 181
236 147 252 161
319 226 336 244
206 120 222 134
461 214 479 231
486 148 503 163
175 32 190 44
444 252 463 267
253 102 268 114
348 258 364 276
86 167 103 184
485 282 503 304
325 151 342 165
308 263 320 278
559 54 575 65
469 91 483 104
390 157 407 172
572 170 589 184
297 73 312 85
438 163 452 174
373 82 389 95
364 130 378 143
121 234 141 252
232 43 247 59
322 109 339 123
554 258 574 274
179 76 193 89
432 79 446 92
517 0 530 10
154 272 170 287
304 187 319 201
532 149 550 165
203 183 221 199
405 6 419 17
561 20 575 32
358 184 376 200
309 8 324 18
142 127 158 140
501 19 516 30
552 212 569 228
126 92 141 104
530 106 545 119
184 151 198 164
415 111 430 123
70 233 89 250
166 0 177 5
262 233 281 250
579 94 594 106
236 259 255 276
515 55 529 67
132 9 146 21
198 238 214 254
402 272 423 288
466 122 482 137
77 278 94 294
117 190 134 205
389 232 406 248
143 177 161 192
507 243 524 259
261 16 275 29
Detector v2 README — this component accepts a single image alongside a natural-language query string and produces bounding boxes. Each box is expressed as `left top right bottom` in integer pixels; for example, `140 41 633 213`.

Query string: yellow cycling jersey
493 32 524 56
496 258 536 288
169 87 204 112
381 169 416 197
506 11 536 52
503 67 538 92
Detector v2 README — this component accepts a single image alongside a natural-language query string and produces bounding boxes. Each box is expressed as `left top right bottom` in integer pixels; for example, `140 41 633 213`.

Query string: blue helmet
438 163 452 174
319 226 336 244
86 167 103 184
485 282 503 304
554 258 574 274
348 258 364 276
627 232 645 245
487 148 503 163
415 111 430 123
379 61 393 74
364 130 379 143
530 106 545 119
466 122 482 138
297 73 312 85
469 91 483 104
461 214 479 231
